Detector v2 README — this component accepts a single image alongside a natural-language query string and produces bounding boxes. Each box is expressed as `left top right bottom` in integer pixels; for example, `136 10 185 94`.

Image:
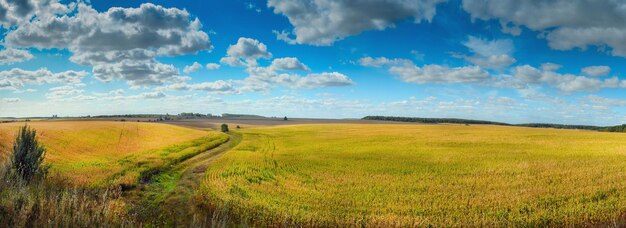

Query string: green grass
202 124 626 226
104 133 229 188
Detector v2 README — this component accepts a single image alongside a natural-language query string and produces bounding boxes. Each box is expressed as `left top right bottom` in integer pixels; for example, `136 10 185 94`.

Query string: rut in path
126 131 242 226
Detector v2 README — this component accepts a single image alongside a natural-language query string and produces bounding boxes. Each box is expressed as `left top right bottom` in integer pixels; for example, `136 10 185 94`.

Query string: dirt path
127 131 242 226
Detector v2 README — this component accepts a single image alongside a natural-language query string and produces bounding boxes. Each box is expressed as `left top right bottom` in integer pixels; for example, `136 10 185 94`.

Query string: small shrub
6 125 48 183
221 124 229 132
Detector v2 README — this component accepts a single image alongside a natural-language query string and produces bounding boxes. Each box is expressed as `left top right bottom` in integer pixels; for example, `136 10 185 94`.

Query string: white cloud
46 85 85 100
457 36 516 69
358 57 411 68
183 62 203 74
581 66 611 77
509 65 625 92
361 56 626 93
137 91 166 99
215 37 354 91
269 57 310 71
219 38 272 67
205 63 220 70
540 63 562 71
0 48 34 65
4 3 211 86
392 64 490 84
359 57 490 84
224 37 271 61
0 0 70 28
219 56 246 67
268 0 446 45
585 95 626 107
462 0 626 57
279 72 353 89
2 98 21 103
0 68 87 90
242 66 353 91
157 80 236 94
463 36 514 57
461 54 516 69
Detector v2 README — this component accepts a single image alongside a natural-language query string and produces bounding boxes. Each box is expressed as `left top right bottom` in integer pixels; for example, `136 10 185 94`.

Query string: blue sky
2 0 626 125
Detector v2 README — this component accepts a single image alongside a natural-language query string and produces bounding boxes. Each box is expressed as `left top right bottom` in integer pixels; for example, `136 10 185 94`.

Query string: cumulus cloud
157 80 236 94
2 98 21 103
464 36 514 56
361 56 625 93
46 84 86 100
0 48 34 65
242 65 353 91
268 0 446 45
291 72 353 88
585 95 626 107
0 68 87 90
183 62 203 74
456 36 516 69
359 57 490 84
0 0 70 28
137 91 166 99
508 65 626 92
391 64 490 84
205 63 220 70
358 57 411 68
462 0 626 57
269 57 310 71
581 66 611 77
462 55 516 69
228 38 271 59
4 3 211 86
540 63 562 71
216 37 353 91
220 37 271 67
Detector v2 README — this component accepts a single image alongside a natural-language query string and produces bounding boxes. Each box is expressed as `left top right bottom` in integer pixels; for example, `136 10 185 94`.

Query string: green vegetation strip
103 133 229 188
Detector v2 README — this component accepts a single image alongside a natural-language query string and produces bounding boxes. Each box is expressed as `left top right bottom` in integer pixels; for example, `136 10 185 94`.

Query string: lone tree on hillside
7 125 48 182
284 116 288 121
221 123 229 132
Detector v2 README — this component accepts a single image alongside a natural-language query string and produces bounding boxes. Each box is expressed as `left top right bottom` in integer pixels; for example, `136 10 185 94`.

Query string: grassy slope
202 124 626 226
0 121 227 186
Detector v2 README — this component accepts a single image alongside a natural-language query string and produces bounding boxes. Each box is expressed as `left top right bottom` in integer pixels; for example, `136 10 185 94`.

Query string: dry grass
0 121 225 186
202 124 626 226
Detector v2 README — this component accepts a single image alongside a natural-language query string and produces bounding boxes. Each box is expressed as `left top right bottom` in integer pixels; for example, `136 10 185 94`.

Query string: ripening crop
0 121 227 186
202 124 626 226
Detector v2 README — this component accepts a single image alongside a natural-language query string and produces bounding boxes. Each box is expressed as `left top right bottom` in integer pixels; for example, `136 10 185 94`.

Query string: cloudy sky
2 0 626 125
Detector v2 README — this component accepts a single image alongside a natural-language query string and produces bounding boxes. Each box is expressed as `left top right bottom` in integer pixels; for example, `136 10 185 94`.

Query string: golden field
0 121 227 186
203 124 626 226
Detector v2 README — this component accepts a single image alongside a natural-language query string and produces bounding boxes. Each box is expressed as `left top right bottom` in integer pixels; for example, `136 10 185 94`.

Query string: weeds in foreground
0 166 137 227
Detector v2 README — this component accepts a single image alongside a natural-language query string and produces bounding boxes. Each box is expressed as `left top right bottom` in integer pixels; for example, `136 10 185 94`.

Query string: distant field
203 124 626 226
0 121 228 186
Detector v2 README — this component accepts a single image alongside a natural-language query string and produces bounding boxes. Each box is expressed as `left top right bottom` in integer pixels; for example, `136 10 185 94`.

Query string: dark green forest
363 116 626 132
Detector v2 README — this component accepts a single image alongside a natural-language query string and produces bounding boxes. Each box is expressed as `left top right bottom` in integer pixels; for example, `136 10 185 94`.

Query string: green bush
221 124 229 133
7 125 48 182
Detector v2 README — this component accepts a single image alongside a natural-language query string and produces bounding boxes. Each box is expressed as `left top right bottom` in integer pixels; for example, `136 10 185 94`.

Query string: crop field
0 121 228 186
203 124 626 226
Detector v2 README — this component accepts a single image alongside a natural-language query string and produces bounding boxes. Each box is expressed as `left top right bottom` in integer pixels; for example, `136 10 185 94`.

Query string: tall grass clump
6 125 48 183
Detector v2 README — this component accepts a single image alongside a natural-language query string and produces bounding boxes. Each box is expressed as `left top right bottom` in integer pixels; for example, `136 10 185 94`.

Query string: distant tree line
221 113 267 118
516 123 604 131
363 116 626 133
601 124 626 132
363 116 510 126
